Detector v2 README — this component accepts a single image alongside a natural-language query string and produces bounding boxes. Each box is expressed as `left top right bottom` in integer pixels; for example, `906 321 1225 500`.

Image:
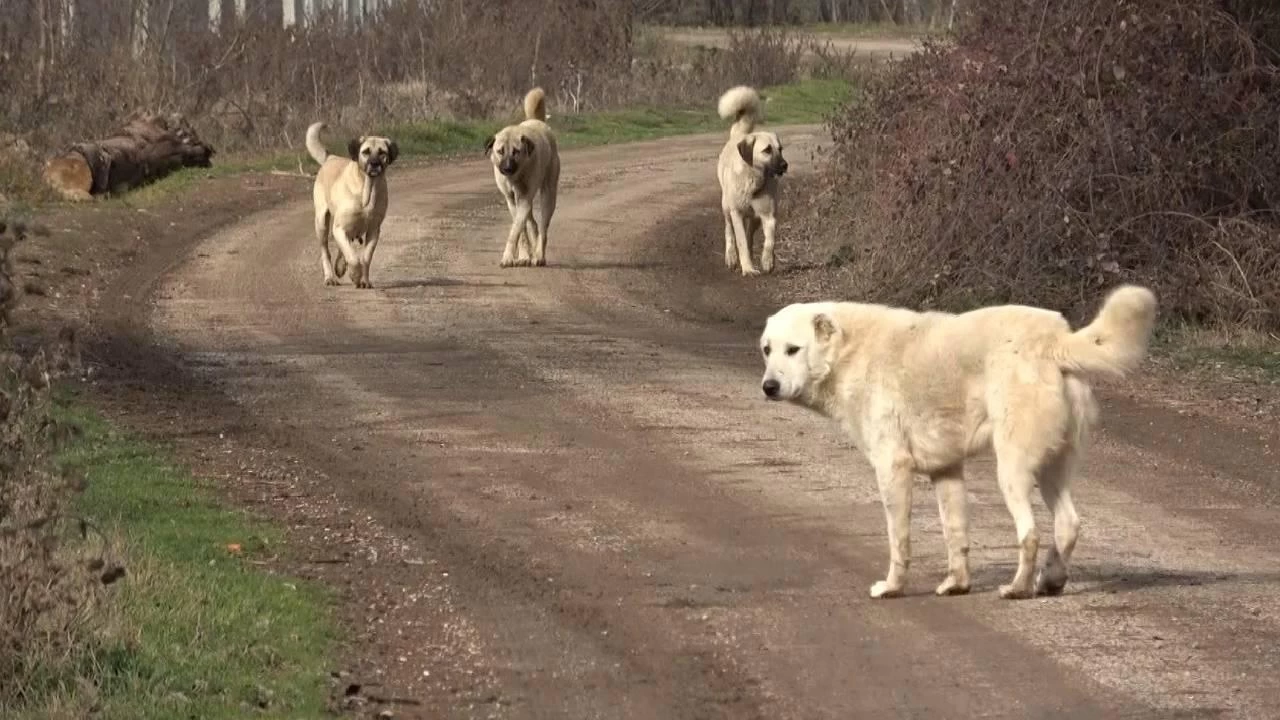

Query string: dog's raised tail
1055 285 1158 379
524 87 548 122
305 122 329 165
718 86 763 137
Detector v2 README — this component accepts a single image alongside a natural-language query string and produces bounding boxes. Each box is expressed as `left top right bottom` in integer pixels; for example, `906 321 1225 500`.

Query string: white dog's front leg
722 210 738 269
728 210 758 276
316 214 339 286
501 202 533 268
760 214 777 274
871 458 914 599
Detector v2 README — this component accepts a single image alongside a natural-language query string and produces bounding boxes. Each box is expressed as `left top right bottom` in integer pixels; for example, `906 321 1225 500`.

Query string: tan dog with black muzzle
484 88 560 268
717 85 788 277
306 122 398 288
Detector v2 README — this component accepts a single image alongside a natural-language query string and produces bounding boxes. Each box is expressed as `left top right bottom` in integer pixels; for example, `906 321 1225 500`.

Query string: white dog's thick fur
485 88 560 268
307 122 398 288
759 286 1158 599
717 86 788 276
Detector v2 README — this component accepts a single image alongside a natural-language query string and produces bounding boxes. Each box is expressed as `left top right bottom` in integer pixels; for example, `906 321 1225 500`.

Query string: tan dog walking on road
307 122 398 288
485 88 561 268
717 86 788 277
759 286 1158 600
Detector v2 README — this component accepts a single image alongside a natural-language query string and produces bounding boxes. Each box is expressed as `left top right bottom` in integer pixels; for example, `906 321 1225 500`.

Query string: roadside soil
15 126 1280 719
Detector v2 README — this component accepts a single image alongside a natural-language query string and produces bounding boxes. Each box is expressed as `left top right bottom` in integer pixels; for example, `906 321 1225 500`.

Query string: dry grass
797 0 1280 334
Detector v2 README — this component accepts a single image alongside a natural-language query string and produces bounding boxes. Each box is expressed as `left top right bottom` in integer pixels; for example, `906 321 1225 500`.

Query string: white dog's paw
724 253 738 269
500 255 517 268
740 266 761 278
997 583 1035 600
1035 568 1068 597
533 257 547 267
869 580 905 599
761 256 775 274
356 279 373 289
323 275 341 287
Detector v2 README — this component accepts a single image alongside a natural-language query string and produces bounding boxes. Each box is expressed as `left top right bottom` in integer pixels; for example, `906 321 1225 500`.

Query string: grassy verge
1152 325 1280 383
121 77 851 206
8 402 334 719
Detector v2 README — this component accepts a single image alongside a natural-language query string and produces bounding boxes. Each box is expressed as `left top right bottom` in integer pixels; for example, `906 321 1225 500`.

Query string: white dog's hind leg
931 466 971 596
728 210 759 276
1036 451 1081 596
317 213 339 286
994 449 1040 599
870 458 914 599
760 213 777 274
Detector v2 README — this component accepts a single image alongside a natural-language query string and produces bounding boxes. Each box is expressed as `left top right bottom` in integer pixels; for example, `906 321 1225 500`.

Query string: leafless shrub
0 216 108 708
805 0 1280 330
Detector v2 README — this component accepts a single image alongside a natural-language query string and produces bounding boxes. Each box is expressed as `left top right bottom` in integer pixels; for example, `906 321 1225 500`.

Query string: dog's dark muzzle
498 159 518 176
365 161 385 177
771 159 789 177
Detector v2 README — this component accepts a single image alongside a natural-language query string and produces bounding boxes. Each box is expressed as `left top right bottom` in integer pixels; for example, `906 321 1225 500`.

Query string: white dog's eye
762 346 771 356
362 148 370 155
763 147 772 155
785 345 800 356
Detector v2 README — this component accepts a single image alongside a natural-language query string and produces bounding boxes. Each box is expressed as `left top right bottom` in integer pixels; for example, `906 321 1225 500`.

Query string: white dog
717 86 788 276
758 286 1158 599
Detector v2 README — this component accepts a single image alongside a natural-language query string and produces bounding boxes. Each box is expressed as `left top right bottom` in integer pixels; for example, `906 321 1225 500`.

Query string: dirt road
117 130 1279 718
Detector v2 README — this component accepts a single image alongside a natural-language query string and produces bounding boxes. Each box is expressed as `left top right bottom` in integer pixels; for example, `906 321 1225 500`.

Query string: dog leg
357 225 381 289
870 457 914 598
331 226 363 287
760 213 777 274
501 201 533 268
931 466 971 596
994 450 1040 599
518 214 535 266
534 185 556 267
1036 451 1081 596
317 213 339 286
722 210 738 269
728 210 759 277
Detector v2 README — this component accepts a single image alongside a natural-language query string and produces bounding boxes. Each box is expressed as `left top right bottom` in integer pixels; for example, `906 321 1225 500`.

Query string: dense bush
809 0 1280 329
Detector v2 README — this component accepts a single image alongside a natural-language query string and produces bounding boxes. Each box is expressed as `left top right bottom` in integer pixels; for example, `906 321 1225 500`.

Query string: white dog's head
485 127 535 177
737 131 788 178
759 303 841 403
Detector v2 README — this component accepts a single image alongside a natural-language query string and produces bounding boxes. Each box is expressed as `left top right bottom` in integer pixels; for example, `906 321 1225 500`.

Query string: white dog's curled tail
1056 284 1158 378
524 87 548 122
718 85 762 138
305 122 329 165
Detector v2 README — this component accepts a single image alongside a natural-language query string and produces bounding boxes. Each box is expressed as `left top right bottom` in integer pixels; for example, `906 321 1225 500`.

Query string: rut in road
148 130 1280 719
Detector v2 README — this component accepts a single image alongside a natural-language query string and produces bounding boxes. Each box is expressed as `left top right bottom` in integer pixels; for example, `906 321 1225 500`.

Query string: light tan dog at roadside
485 88 561 268
717 86 788 277
758 285 1158 600
306 122 397 288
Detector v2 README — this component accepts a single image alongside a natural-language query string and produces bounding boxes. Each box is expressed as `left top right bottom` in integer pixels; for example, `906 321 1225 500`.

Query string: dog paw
1035 570 1068 596
500 256 517 268
533 258 546 267
740 267 761 278
724 254 738 269
869 580 905 599
356 280 373 289
934 575 971 596
998 583 1035 600
324 276 341 287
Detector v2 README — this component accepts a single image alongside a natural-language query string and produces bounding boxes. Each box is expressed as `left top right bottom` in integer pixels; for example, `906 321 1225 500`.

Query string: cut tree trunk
42 112 215 201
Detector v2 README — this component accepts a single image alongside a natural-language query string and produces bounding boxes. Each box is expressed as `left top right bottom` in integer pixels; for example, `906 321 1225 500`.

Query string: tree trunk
41 112 216 201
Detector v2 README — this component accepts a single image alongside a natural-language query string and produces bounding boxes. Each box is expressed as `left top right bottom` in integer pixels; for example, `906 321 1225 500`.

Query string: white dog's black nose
762 379 781 398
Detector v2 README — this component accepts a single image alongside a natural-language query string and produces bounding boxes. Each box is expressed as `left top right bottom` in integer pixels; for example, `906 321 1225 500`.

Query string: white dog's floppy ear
813 313 837 342
484 135 495 155
347 137 362 161
521 135 535 155
737 138 753 165
387 140 399 165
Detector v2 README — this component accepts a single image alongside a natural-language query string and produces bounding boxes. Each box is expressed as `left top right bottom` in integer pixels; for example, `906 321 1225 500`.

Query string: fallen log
42 112 215 201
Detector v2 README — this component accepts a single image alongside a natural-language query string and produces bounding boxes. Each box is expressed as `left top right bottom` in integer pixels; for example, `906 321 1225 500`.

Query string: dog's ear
812 313 837 342
386 140 399 165
484 135 496 155
737 138 754 165
347 137 362 161
521 135 535 156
